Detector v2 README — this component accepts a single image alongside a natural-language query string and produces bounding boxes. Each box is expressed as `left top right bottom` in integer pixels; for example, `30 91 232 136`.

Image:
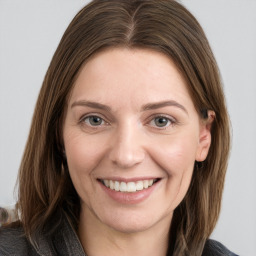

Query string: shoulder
202 239 239 256
0 214 85 256
0 224 38 256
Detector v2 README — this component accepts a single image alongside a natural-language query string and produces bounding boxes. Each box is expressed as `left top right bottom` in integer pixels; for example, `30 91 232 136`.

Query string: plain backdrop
0 1 255 255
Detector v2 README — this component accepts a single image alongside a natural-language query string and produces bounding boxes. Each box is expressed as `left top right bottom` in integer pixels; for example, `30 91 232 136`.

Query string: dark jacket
0 216 238 256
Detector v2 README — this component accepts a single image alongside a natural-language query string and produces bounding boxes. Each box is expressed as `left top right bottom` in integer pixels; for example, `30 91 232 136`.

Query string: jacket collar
31 213 86 256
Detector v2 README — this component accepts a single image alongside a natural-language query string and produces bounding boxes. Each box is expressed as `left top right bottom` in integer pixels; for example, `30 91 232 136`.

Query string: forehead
69 47 193 111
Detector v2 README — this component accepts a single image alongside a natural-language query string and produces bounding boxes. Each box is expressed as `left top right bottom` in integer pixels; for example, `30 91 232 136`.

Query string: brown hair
16 0 230 255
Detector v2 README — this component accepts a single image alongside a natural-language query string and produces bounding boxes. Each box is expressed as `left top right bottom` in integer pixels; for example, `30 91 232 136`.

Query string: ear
196 110 215 162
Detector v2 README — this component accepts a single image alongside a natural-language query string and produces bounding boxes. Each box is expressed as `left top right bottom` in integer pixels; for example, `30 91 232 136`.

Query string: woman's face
63 48 212 233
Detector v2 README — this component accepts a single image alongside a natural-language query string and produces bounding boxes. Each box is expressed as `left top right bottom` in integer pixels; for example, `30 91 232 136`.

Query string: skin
63 48 213 256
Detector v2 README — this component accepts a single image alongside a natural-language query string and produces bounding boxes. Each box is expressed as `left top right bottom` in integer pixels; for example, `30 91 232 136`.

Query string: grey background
0 1 255 255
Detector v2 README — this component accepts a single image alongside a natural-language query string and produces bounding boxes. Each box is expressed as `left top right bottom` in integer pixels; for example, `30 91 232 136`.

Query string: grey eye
149 116 172 128
154 117 169 127
85 116 104 126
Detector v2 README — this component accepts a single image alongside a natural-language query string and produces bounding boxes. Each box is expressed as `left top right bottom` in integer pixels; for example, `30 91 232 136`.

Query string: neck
78 207 172 256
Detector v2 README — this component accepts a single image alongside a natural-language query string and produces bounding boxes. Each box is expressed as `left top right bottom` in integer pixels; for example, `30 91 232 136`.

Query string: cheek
149 133 198 207
63 131 107 190
149 133 198 175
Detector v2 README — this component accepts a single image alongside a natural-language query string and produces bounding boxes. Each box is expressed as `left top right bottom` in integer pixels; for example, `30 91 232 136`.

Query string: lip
98 177 161 204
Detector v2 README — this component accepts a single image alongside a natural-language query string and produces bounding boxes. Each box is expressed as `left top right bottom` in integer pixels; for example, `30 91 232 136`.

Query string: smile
99 179 159 193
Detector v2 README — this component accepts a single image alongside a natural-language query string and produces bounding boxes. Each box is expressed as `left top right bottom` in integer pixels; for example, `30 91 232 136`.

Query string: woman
0 0 238 255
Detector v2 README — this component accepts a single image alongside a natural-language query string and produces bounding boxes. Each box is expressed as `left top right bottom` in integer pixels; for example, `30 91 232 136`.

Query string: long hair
16 1 230 255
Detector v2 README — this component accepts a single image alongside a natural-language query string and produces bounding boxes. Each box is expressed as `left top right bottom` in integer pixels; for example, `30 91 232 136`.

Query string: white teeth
127 182 136 192
110 180 114 189
143 180 149 189
120 182 127 192
103 180 110 187
114 181 119 191
101 179 156 192
136 181 144 191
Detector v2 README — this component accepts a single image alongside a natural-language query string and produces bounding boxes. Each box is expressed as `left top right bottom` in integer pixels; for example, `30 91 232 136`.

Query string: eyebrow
71 100 188 114
141 100 188 114
71 100 112 112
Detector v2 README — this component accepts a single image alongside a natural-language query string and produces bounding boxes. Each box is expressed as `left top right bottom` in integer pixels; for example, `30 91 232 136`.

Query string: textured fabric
202 239 239 256
0 216 86 256
0 216 238 256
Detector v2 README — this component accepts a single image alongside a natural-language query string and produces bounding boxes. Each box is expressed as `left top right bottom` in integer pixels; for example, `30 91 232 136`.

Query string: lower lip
98 180 160 205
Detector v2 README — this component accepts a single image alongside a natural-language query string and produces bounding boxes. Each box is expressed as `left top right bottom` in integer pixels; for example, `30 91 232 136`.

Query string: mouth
98 178 161 193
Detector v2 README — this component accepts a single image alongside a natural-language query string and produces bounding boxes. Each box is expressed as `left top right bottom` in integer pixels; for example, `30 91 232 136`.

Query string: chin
98 207 172 234
104 217 155 233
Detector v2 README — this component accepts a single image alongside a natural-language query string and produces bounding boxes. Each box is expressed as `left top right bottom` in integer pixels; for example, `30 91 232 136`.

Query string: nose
108 124 145 169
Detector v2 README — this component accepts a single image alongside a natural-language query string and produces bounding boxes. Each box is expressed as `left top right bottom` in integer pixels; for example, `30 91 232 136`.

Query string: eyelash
79 114 177 130
79 114 109 128
147 114 176 130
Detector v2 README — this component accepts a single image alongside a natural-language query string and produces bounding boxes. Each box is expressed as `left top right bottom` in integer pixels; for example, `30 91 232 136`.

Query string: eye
82 115 105 126
149 116 174 128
